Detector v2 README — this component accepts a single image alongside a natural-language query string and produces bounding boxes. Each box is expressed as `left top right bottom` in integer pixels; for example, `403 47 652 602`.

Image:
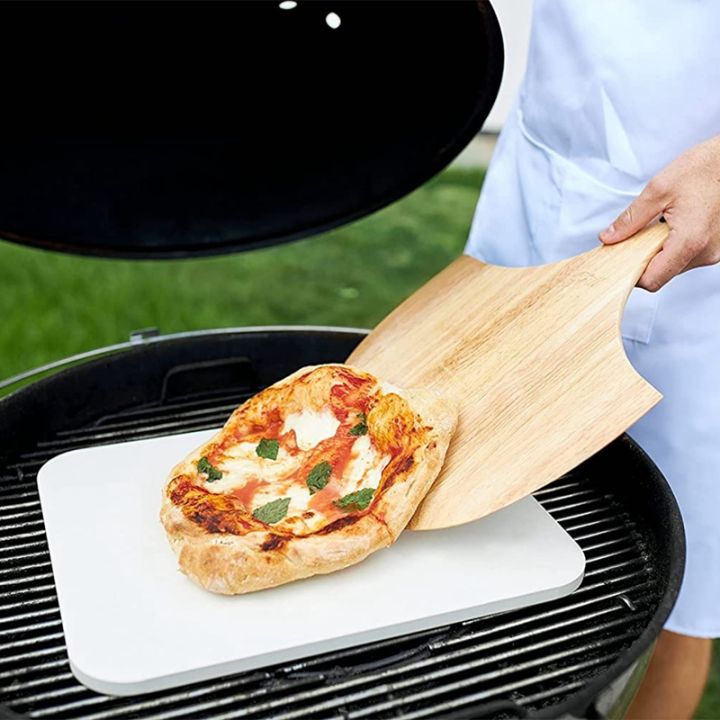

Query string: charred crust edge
261 534 288 551
316 515 361 534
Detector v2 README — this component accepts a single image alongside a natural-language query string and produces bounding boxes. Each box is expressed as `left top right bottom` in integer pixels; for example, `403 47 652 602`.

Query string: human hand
599 134 720 291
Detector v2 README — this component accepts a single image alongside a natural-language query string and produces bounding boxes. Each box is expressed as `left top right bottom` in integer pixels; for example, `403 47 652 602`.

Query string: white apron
466 1 720 637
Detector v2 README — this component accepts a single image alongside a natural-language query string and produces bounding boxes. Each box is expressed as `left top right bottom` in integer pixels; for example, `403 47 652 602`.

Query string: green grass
1 163 719 716
698 649 720 719
0 166 484 382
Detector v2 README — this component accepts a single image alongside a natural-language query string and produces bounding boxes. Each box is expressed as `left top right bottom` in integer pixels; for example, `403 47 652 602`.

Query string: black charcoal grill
0 329 685 719
0 2 684 718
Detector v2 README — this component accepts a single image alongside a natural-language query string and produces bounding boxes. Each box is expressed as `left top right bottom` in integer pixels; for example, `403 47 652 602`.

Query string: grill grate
0 385 662 719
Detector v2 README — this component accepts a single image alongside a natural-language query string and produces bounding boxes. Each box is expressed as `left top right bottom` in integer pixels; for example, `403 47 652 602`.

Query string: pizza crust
160 364 457 594
370 386 457 539
161 501 394 594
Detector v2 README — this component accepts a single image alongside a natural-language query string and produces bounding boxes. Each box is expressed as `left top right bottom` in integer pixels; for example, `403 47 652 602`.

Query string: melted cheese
342 435 389 495
198 406 390 533
203 442 296 494
282 408 340 451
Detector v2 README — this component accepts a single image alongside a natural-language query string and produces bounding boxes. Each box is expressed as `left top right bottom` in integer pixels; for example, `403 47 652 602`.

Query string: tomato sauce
232 478 269 509
308 480 343 519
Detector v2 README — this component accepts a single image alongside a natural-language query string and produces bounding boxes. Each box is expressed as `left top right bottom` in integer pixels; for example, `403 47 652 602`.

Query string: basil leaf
348 422 368 436
253 497 291 524
306 461 332 494
335 487 376 512
348 413 368 436
256 438 279 460
197 456 223 482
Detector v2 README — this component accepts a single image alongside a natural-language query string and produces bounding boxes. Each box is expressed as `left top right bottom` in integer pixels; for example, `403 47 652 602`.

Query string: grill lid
0 1 503 259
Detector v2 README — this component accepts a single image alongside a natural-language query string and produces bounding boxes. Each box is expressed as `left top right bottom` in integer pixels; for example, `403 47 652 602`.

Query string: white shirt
465 0 720 637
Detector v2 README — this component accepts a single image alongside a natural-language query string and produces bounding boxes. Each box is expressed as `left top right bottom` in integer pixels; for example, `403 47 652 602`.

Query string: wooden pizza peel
346 222 669 531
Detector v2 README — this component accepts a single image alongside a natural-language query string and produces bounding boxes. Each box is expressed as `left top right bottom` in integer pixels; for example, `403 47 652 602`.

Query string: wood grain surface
347 223 670 530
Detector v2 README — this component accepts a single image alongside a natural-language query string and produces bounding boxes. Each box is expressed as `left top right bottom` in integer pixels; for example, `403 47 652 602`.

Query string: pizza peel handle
346 223 670 530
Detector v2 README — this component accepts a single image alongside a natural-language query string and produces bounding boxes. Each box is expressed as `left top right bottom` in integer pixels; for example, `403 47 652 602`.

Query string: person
465 3 720 719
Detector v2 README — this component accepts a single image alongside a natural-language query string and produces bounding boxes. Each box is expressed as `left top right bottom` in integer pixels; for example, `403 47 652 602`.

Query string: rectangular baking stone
37 429 585 696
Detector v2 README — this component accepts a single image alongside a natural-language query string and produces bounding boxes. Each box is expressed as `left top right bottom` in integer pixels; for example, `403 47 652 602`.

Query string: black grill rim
0 327 686 719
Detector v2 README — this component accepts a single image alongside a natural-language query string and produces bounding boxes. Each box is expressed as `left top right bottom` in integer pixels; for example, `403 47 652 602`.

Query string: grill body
0 329 684 719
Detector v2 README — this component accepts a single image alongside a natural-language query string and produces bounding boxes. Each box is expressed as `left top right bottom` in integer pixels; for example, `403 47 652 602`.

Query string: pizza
160 363 457 594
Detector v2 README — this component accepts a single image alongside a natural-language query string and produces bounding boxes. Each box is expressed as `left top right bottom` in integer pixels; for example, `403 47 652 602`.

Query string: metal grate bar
0 490 41 504
573 524 638 543
0 608 59 628
5 463 48 472
7 684 94 709
29 420 222 454
0 540 49 557
535 487 599 505
27 695 110 719
0 573 55 589
17 422 221 461
581 545 637 563
0 672 75 694
574 529 635 550
531 477 580 495
84 390 254 430
0 552 48 566
59 394 251 432
581 537 635 554
584 559 644 578
0 502 41 519
0 618 61 638
0 645 67 667
0 479 40 493
560 519 630 536
0 632 65 653
7 675 264 717
519 678 588 706
0 583 57 602
0 658 69 682
0 596 58 614
31 676 321 720
585 548 637 566
0 518 46 533
42 406 233 443
540 498 607 515
552 507 625 524
563 515 634 534
0 561 52 578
